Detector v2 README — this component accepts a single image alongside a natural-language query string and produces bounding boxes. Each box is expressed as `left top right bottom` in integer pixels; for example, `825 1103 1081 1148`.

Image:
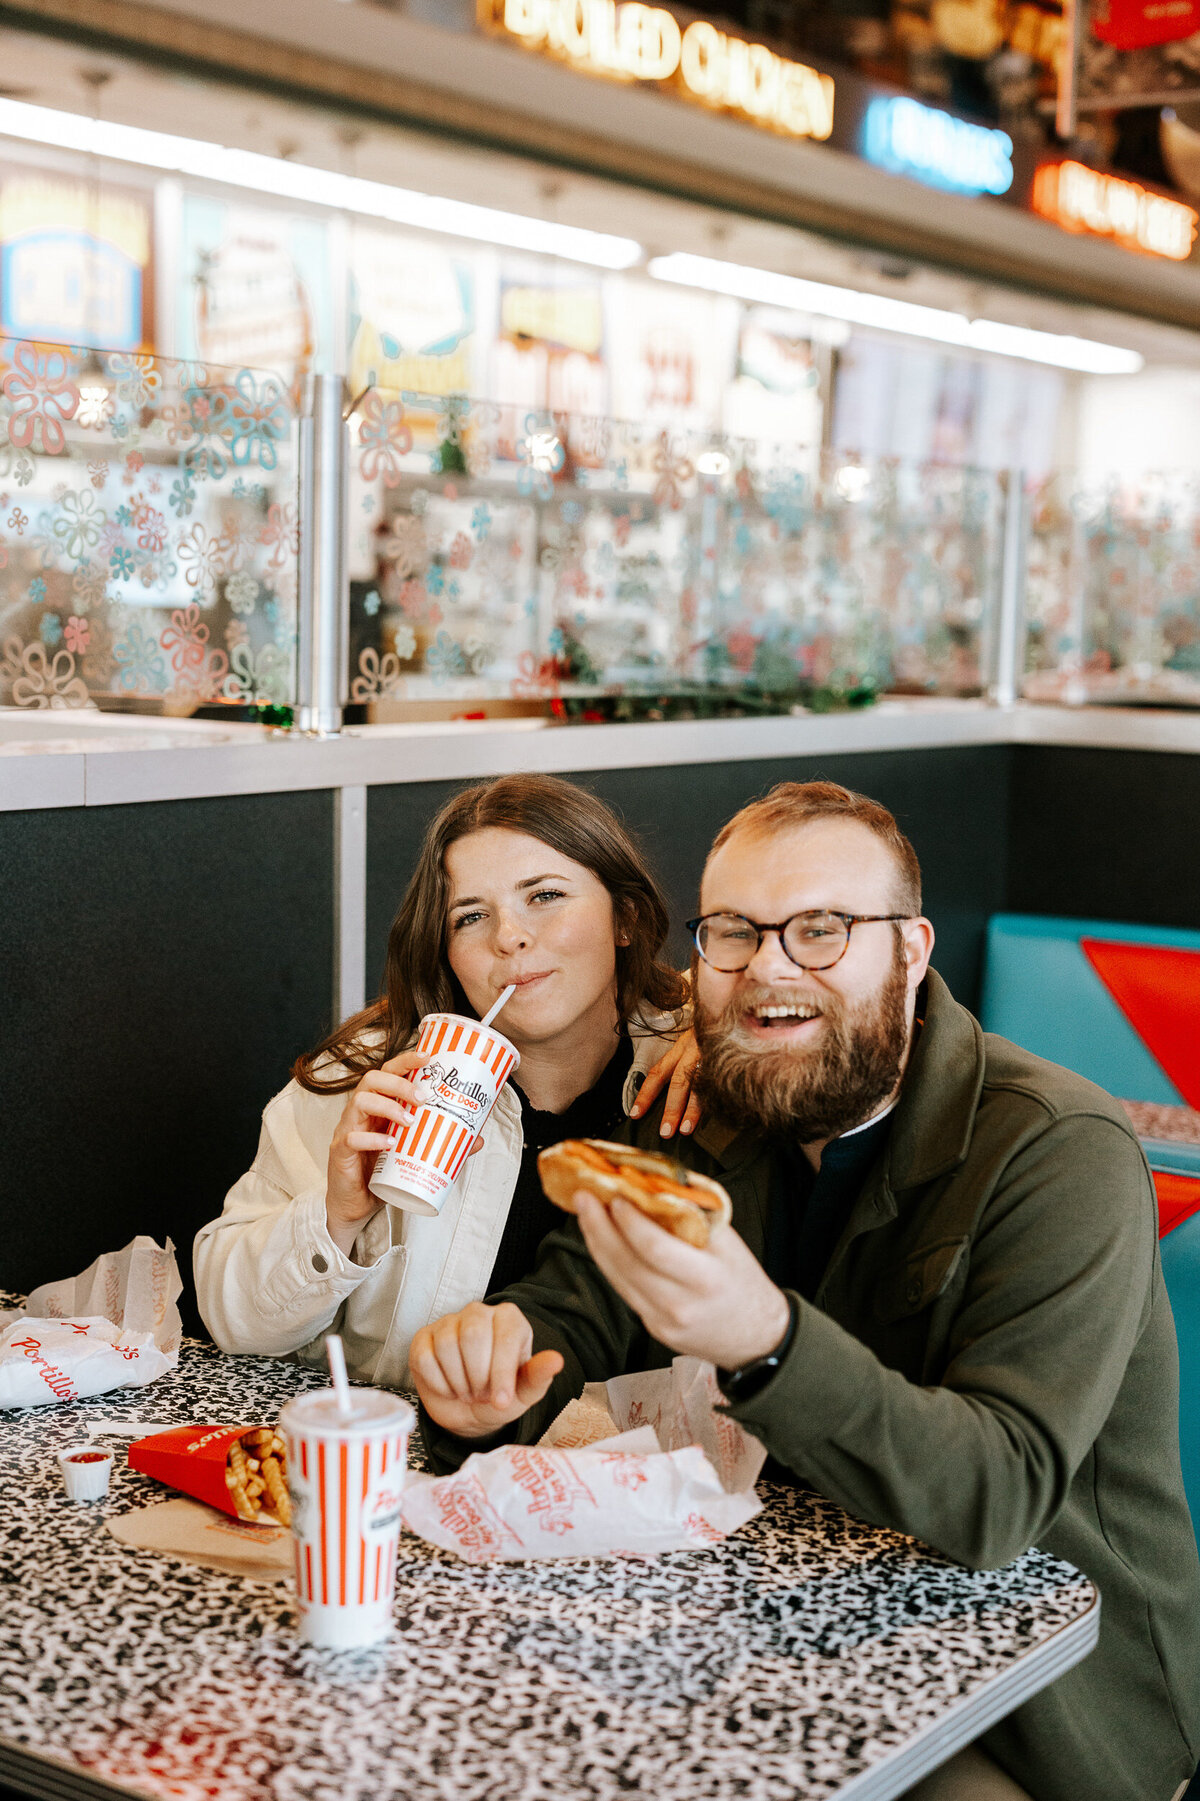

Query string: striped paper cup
279 1388 415 1650
368 1011 520 1216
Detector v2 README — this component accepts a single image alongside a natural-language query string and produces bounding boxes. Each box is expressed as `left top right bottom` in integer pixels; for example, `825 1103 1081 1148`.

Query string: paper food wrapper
402 1358 766 1563
107 1497 292 1583
0 1236 182 1409
127 1424 288 1526
546 1356 769 1496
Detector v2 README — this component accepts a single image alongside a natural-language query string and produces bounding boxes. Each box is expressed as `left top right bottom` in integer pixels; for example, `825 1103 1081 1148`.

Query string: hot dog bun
537 1139 732 1248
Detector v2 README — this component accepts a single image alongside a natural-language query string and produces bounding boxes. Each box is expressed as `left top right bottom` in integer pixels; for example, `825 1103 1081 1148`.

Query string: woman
194 773 700 1387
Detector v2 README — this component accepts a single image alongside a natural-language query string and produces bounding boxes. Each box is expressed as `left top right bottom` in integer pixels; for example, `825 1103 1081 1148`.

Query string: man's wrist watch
717 1291 800 1403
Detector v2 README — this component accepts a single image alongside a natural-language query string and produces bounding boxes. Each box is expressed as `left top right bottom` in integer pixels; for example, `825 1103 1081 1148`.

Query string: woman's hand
629 1028 702 1138
410 1301 564 1438
325 1049 427 1257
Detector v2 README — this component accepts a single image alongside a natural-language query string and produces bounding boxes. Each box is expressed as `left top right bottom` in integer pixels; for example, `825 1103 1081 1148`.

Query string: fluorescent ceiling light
649 251 1144 375
0 98 642 270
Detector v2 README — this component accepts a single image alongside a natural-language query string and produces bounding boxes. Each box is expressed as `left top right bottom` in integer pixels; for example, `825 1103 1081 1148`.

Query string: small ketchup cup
57 1444 114 1502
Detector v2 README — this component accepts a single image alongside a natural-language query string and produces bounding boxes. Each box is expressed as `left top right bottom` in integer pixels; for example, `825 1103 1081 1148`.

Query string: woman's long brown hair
293 773 686 1093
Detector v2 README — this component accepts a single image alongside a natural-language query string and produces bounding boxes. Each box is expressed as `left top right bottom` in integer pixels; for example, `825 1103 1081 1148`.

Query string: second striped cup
279 1388 414 1650
368 1011 520 1216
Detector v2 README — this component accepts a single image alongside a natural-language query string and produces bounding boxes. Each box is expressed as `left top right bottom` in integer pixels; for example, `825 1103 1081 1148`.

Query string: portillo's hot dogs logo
435 1472 523 1560
479 0 835 142
509 1445 598 1534
416 1060 489 1118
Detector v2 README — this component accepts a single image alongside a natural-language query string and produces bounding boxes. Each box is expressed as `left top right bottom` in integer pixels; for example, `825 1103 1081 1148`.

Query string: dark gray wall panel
1008 746 1200 929
0 793 333 1323
367 747 1010 1016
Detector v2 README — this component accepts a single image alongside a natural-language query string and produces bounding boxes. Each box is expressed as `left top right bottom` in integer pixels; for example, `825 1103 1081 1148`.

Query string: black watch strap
717 1290 800 1404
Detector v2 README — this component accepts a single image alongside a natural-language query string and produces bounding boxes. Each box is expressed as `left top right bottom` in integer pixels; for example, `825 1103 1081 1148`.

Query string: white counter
4 699 1200 813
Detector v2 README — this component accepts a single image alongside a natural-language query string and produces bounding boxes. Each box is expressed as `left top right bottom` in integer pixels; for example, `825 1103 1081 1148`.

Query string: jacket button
906 1275 923 1305
312 1252 328 1273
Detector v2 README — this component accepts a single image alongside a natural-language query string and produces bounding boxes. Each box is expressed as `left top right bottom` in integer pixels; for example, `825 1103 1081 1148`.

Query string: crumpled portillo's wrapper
128 1424 291 1528
0 1237 182 1410
588 1355 769 1495
401 1426 760 1563
401 1358 767 1563
0 1316 175 1410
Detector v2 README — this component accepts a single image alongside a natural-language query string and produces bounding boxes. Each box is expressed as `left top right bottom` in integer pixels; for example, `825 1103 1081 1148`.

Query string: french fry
261 1454 291 1527
226 1480 255 1518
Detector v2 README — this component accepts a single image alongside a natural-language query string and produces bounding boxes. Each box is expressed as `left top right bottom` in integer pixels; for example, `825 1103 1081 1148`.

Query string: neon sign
480 0 835 142
1032 160 1198 262
862 95 1013 197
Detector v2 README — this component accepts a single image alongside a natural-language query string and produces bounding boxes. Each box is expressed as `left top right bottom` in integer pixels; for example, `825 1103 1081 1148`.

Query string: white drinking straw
480 983 516 1031
325 1334 353 1420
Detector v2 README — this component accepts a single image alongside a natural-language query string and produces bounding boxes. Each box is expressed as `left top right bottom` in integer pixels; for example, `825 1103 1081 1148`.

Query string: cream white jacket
193 1021 676 1388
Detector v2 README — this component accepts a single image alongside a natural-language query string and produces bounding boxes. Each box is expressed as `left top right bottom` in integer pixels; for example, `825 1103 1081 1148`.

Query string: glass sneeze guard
344 392 1007 722
1024 469 1200 709
20 348 1199 725
0 338 300 714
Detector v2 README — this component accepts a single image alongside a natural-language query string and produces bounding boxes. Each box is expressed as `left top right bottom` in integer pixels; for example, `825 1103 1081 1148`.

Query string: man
412 781 1200 1801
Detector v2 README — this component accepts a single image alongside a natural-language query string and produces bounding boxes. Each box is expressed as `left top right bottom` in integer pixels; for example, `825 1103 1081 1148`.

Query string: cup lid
278 1389 415 1436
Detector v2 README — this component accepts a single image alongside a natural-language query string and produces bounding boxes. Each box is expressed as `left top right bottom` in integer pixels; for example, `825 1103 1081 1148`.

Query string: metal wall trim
334 783 367 1028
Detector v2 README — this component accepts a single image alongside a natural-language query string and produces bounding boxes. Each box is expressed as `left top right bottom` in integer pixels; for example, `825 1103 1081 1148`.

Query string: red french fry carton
128 1424 286 1526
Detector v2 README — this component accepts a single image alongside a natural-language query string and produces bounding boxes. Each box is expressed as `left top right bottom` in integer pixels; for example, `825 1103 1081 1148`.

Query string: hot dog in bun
537 1139 732 1248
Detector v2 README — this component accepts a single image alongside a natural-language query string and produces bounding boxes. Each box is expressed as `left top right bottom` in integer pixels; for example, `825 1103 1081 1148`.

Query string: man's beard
692 952 911 1142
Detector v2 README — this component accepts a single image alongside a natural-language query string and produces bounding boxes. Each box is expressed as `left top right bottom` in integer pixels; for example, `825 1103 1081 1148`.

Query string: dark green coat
426 970 1200 1801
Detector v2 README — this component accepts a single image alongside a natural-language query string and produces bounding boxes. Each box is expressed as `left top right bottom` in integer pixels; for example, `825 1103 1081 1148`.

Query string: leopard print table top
0 1320 1095 1801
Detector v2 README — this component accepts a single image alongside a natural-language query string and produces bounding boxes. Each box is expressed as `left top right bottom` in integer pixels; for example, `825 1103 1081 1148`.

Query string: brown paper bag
107 1497 292 1582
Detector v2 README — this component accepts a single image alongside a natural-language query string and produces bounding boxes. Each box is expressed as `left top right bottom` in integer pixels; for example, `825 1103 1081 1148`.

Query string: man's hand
574 1192 791 1370
409 1301 564 1438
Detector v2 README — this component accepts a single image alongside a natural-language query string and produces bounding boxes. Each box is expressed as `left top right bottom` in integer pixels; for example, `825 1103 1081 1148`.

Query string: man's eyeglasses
686 910 911 973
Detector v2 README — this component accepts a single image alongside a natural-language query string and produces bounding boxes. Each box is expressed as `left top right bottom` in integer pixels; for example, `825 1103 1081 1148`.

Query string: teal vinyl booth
981 914 1200 1525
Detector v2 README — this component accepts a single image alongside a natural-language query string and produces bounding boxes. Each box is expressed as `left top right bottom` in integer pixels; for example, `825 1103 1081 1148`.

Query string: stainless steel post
296 372 349 735
992 466 1027 708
